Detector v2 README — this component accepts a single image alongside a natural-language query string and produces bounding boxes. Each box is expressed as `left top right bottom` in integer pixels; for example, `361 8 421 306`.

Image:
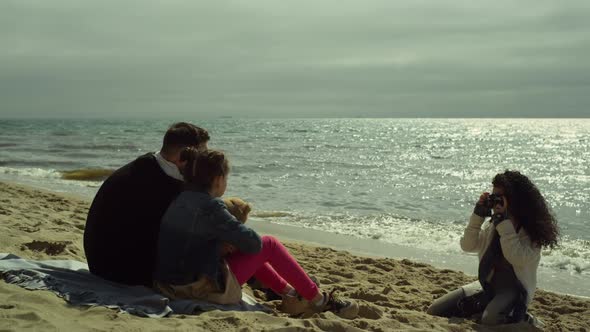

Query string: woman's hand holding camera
473 192 492 217
473 192 511 226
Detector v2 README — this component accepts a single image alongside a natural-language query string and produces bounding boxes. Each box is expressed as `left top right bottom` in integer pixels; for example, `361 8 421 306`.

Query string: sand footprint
349 290 389 302
357 302 384 319
17 224 41 233
374 261 395 272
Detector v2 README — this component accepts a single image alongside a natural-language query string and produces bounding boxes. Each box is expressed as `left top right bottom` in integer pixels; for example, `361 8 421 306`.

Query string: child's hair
223 197 252 223
180 147 230 190
492 170 559 249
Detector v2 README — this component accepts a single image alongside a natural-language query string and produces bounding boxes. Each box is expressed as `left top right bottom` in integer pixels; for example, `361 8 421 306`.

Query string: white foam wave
0 166 103 196
541 238 590 274
0 166 61 179
262 211 590 275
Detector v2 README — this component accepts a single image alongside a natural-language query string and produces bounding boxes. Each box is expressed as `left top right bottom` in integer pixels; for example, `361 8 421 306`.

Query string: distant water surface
1 118 588 285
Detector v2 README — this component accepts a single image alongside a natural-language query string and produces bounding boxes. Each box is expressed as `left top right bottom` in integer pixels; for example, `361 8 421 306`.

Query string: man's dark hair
180 147 230 190
161 122 210 155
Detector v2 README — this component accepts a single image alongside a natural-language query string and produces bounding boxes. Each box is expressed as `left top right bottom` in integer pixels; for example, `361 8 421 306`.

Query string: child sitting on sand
221 197 318 302
427 171 558 326
153 147 358 318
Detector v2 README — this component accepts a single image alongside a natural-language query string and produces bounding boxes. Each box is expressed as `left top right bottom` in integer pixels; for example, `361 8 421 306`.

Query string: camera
484 194 504 209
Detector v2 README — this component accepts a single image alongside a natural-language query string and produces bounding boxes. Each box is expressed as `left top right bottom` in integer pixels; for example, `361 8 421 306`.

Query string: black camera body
484 194 504 209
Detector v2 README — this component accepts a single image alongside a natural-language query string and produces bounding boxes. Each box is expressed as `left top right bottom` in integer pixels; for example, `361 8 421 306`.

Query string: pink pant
226 235 319 301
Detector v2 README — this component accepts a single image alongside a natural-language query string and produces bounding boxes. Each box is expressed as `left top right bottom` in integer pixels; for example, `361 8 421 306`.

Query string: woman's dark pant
427 283 517 326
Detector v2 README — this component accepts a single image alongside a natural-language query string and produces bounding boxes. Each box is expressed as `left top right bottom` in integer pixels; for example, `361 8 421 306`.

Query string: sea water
1 118 588 295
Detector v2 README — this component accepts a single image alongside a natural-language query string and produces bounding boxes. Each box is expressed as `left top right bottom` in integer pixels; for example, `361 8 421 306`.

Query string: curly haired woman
427 170 559 325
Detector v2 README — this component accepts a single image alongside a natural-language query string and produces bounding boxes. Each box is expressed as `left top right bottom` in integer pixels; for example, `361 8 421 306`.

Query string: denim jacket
153 190 262 285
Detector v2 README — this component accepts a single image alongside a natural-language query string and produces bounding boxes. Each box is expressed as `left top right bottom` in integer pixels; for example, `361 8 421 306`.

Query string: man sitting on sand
83 122 210 286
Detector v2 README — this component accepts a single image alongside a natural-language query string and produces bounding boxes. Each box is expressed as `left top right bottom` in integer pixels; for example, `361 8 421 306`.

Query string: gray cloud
1 0 589 118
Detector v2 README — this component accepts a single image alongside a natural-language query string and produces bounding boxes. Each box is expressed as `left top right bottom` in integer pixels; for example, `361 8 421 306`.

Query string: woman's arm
460 214 487 253
496 220 541 267
209 199 262 254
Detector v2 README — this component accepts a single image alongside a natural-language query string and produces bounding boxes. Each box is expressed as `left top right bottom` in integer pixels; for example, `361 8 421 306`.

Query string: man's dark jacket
84 153 183 286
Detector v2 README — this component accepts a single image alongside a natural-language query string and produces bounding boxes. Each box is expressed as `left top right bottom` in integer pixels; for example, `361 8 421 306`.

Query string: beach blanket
0 253 268 318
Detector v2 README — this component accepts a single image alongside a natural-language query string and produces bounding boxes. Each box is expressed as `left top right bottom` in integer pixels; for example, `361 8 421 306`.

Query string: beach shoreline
1 181 588 331
5 176 586 299
247 218 590 300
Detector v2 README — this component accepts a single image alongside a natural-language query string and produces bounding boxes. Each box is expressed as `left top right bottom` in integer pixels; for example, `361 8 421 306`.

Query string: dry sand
0 181 588 331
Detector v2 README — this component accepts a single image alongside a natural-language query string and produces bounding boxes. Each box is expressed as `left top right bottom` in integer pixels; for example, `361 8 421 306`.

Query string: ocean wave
252 211 294 218
232 162 294 174
0 159 80 168
260 210 590 275
287 129 312 133
0 166 61 179
4 147 69 154
61 151 103 158
541 238 590 274
0 166 113 183
50 130 76 137
51 143 140 151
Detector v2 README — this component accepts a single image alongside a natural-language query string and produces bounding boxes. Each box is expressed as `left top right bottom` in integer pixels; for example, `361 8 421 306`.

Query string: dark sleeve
208 199 262 254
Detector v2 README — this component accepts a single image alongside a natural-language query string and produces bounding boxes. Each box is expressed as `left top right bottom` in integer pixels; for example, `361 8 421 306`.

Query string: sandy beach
0 181 588 331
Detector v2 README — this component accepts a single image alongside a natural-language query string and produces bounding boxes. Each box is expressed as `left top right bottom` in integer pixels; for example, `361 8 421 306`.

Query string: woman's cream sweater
460 213 541 304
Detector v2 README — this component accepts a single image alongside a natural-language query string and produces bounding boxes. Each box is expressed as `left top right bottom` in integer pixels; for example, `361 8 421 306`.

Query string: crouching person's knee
426 303 440 316
426 298 449 317
426 288 464 317
480 310 503 326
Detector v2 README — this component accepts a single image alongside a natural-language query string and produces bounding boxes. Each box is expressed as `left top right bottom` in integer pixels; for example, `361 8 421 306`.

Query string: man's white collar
154 151 184 181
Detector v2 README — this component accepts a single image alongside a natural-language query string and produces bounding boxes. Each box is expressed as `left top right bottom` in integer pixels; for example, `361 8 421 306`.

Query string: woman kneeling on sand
152 147 358 319
427 170 559 325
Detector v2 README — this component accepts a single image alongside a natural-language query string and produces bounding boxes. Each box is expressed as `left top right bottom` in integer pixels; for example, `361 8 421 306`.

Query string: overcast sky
1 0 589 118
